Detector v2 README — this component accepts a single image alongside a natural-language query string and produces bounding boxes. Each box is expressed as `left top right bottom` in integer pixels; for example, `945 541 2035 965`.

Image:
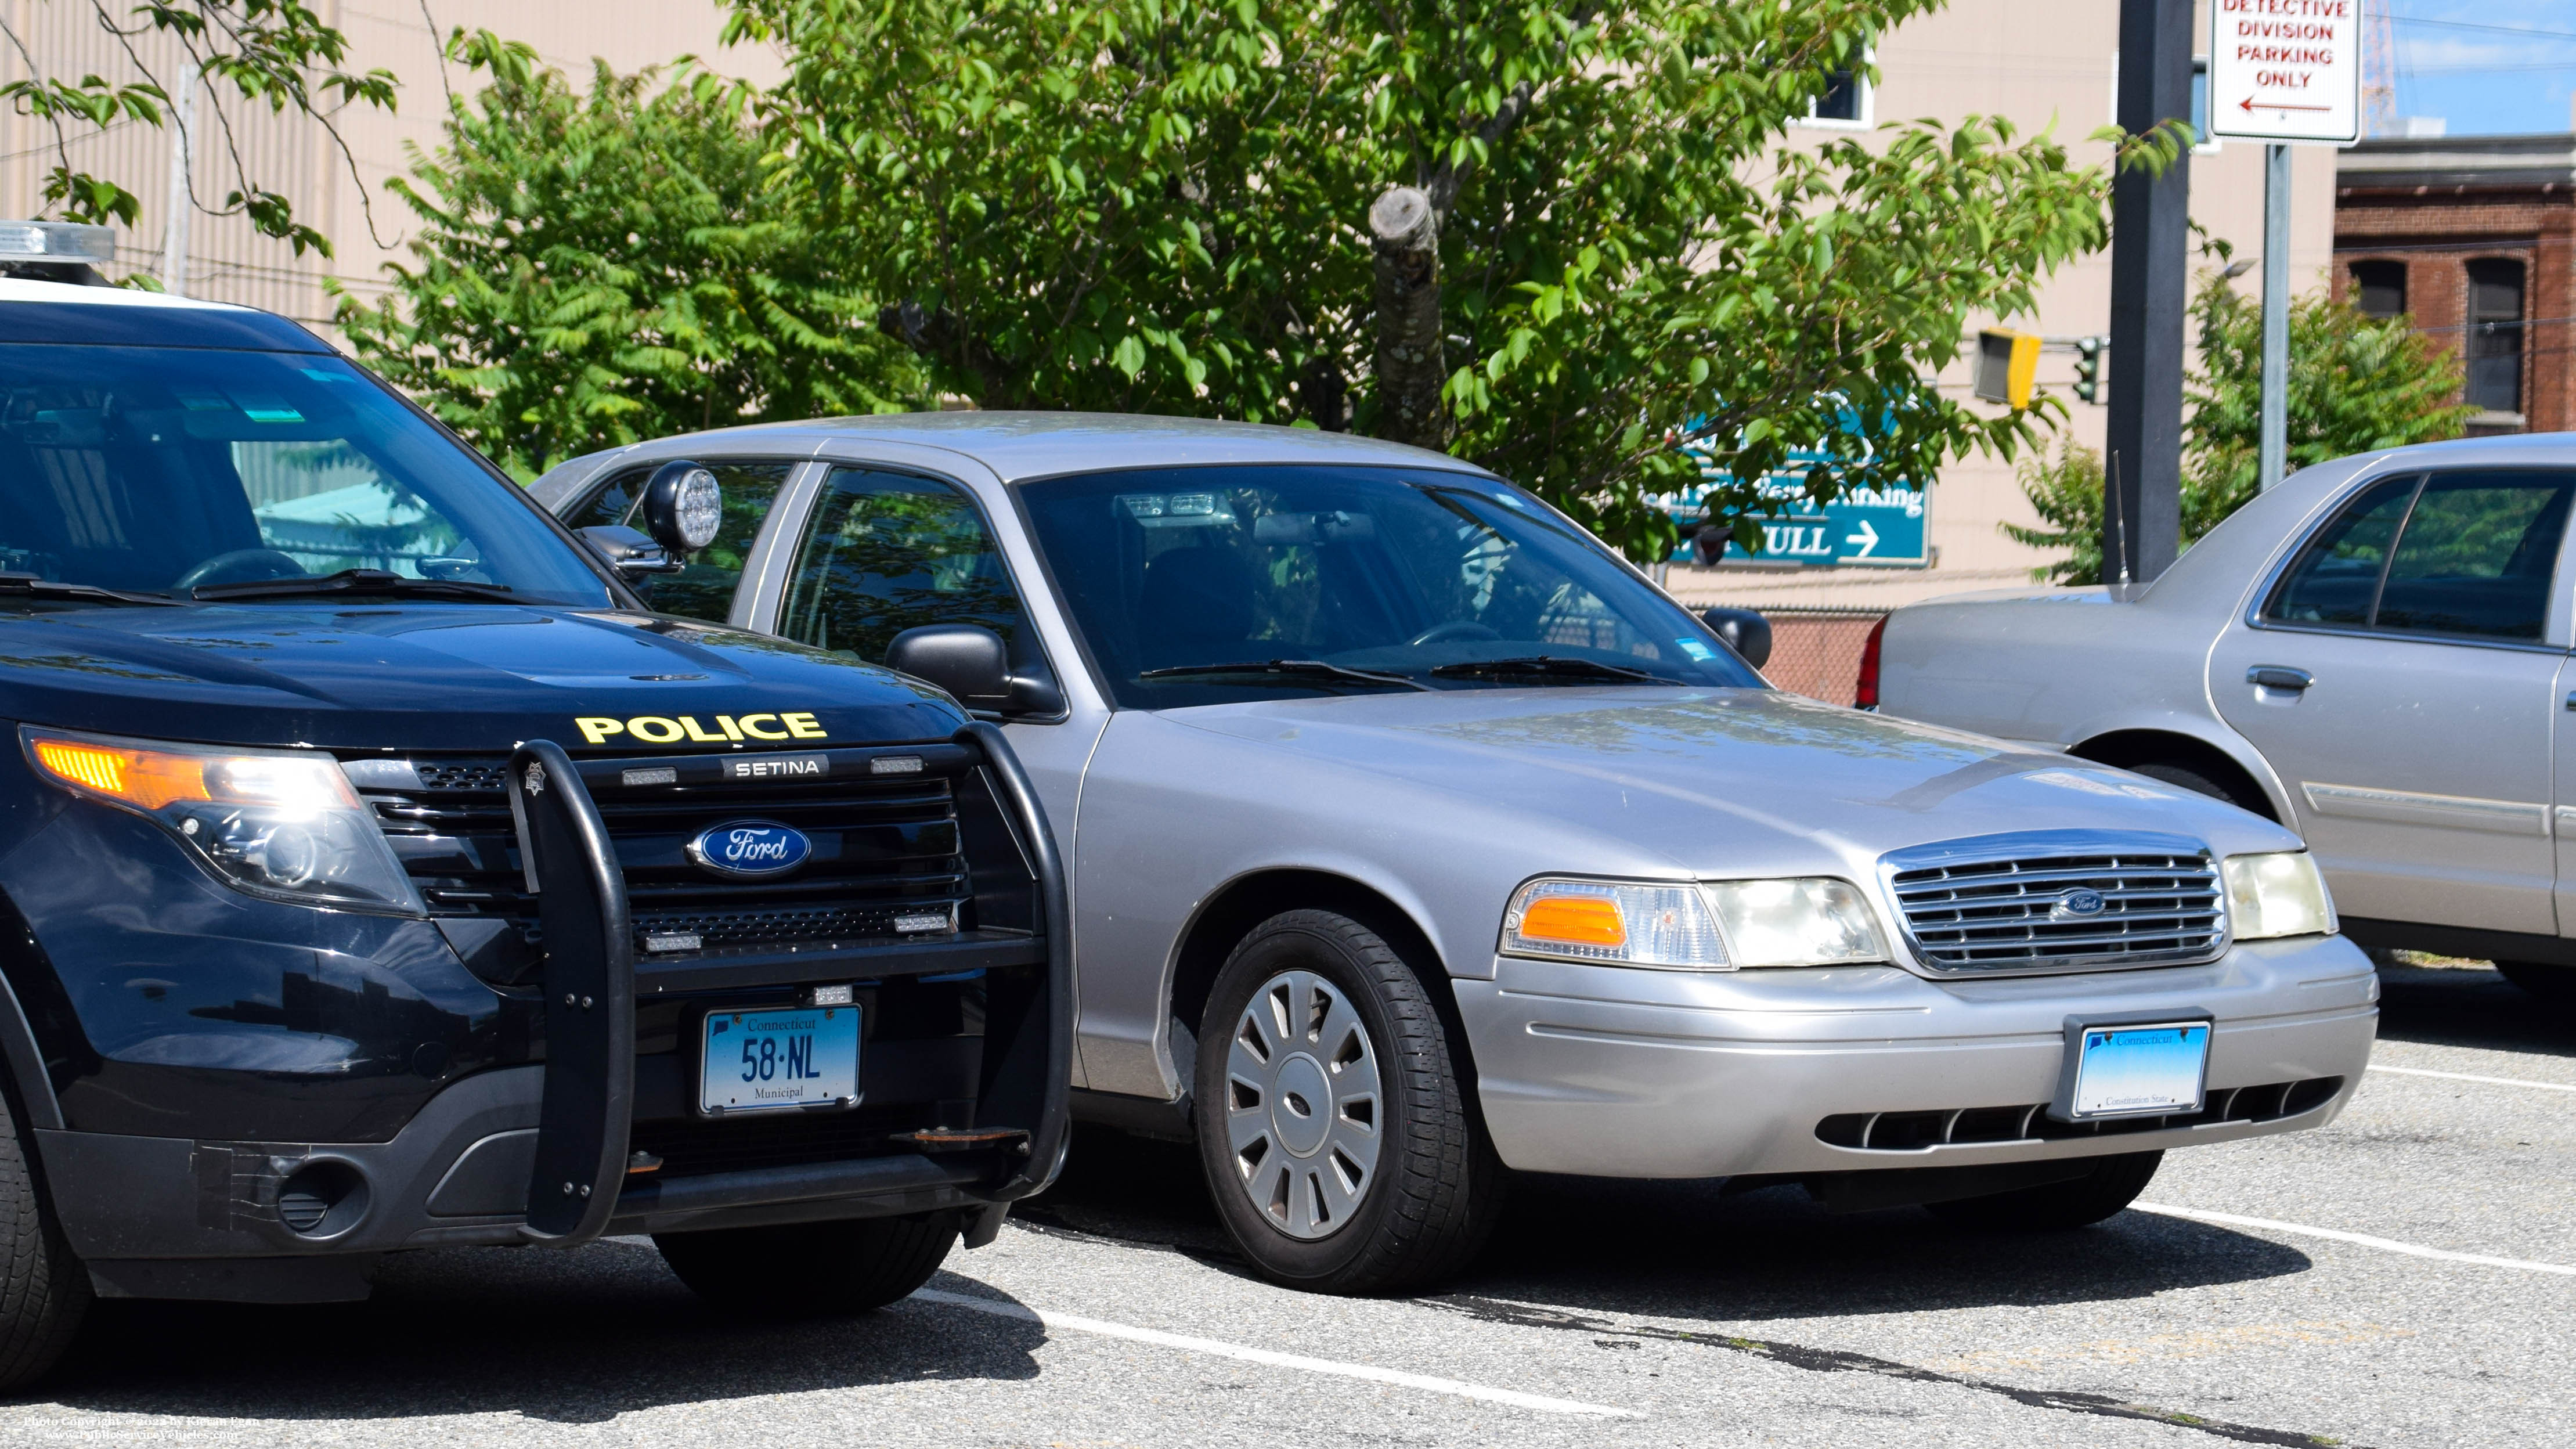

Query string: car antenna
2106 450 2133 595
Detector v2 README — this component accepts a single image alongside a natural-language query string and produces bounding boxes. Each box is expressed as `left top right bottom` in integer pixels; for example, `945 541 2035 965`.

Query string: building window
2348 260 2407 319
2464 258 2527 416
1801 47 1872 127
2189 56 2218 151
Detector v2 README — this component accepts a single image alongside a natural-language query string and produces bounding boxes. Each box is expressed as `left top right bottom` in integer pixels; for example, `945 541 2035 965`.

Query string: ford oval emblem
2053 887 2108 919
687 821 812 880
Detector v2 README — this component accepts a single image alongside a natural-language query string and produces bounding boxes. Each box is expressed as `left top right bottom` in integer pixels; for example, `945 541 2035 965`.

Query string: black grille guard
504 720 1073 1248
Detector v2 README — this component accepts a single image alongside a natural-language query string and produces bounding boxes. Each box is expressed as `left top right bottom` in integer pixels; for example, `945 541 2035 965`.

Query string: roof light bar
0 221 114 262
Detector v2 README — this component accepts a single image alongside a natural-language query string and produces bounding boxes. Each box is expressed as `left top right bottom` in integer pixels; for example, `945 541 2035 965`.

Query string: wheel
2495 960 2576 1004
0 1082 87 1396
654 1210 957 1314
1926 1150 2163 1231
1193 909 1502 1295
2127 760 2270 819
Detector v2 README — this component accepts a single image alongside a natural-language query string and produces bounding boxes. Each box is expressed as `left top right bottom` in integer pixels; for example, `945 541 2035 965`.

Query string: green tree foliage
2 1 397 256
2182 257 2477 526
723 0 2126 558
334 37 921 479
2004 264 2474 585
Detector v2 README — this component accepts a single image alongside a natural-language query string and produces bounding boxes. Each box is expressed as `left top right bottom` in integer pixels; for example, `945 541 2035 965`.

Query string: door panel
2210 468 2575 935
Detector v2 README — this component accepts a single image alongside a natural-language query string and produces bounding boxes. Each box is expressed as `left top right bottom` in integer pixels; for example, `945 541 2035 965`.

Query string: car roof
0 275 331 352
586 411 1499 485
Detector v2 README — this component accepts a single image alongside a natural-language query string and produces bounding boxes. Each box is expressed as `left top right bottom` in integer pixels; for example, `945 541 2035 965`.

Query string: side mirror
1699 606 1772 669
640 460 723 557
886 624 1013 711
578 524 683 581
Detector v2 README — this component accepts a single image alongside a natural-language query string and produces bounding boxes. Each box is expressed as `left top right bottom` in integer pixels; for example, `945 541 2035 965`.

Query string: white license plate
2066 1021 2210 1119
700 1005 860 1114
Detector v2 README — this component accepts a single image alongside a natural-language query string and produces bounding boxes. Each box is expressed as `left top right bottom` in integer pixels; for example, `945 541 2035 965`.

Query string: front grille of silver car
1882 831 2227 975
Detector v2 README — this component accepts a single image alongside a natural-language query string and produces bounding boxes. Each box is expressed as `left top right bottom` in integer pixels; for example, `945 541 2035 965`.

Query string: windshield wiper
1428 655 1668 684
191 568 519 604
0 572 181 607
1139 659 1431 692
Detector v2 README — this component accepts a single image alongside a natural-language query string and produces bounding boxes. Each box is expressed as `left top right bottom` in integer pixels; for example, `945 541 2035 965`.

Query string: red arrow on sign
2240 96 2332 114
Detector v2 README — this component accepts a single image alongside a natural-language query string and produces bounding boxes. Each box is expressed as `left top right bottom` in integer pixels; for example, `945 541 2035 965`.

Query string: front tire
1926 1150 2163 1230
0 1083 86 1396
1193 909 1502 1295
655 1210 958 1315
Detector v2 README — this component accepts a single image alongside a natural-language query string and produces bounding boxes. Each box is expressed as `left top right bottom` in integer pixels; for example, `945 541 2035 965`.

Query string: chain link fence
1747 607 1890 707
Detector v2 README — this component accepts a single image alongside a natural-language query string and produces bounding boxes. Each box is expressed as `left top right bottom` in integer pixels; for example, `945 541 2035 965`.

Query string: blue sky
2388 1 2576 135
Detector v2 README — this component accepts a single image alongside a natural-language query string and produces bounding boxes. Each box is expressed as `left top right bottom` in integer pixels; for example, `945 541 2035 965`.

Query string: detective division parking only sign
2209 0 2362 145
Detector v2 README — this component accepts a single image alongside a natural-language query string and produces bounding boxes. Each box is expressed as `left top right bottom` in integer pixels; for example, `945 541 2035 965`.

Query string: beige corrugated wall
0 0 780 323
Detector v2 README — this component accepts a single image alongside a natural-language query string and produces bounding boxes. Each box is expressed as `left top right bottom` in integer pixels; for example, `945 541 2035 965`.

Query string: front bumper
26 722 1076 1303
1456 933 2377 1180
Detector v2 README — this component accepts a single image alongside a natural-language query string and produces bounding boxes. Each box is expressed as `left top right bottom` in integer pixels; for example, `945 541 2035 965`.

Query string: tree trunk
1369 185 1446 450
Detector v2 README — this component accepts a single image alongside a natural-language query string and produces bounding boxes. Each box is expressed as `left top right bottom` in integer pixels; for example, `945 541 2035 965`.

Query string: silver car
1875 434 2576 1003
534 414 2377 1293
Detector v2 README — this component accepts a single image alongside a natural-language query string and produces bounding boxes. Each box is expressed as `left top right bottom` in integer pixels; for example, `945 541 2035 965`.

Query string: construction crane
2362 2 2400 138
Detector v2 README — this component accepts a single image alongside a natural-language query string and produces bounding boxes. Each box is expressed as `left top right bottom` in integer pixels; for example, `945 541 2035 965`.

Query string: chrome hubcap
1224 968 1383 1240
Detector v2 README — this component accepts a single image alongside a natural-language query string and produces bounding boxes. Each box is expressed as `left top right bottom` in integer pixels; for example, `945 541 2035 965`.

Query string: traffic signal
2073 334 2105 405
1973 329 2041 410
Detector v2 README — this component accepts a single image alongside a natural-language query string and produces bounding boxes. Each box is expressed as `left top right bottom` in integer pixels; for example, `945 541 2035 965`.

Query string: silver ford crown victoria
535 414 2379 1294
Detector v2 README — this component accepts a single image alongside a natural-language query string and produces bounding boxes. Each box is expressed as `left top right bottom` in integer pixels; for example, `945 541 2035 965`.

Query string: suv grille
357 751 970 964
1884 832 2226 975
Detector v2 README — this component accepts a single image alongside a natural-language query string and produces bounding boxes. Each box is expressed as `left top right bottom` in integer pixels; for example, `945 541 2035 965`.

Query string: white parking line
910 1287 1643 1418
2368 1063 2576 1093
2134 1203 2576 1277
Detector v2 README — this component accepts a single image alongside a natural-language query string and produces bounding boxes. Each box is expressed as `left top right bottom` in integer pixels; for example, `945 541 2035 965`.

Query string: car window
2376 473 2574 640
776 467 1028 661
0 345 611 604
575 460 793 623
2267 476 2417 628
1016 463 1762 708
2267 471 2575 641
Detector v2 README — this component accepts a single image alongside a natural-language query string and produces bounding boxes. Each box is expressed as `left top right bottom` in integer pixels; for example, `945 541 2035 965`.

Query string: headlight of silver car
25 727 424 915
2221 851 2335 940
1501 876 1888 970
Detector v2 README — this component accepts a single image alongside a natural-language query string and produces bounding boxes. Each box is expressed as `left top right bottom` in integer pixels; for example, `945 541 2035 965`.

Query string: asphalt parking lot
5 960 2566 1448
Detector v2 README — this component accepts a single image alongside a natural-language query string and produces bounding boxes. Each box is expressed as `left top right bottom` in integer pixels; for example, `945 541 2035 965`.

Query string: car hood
0 604 964 752
1166 686 2301 871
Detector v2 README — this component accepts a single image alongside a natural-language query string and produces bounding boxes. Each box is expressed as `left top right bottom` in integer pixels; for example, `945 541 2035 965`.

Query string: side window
2267 471 2575 642
2376 473 2574 640
777 467 1027 661
575 460 793 623
2267 476 2416 628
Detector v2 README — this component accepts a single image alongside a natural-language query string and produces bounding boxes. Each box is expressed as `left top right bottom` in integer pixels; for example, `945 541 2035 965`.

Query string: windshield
1018 464 1764 707
0 344 613 606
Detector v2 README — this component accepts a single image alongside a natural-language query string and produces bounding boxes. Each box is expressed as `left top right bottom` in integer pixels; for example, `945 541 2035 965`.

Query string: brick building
2332 134 2576 436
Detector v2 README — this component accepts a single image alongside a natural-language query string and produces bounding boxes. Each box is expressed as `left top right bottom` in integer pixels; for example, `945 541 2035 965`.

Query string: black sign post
2105 0 2194 587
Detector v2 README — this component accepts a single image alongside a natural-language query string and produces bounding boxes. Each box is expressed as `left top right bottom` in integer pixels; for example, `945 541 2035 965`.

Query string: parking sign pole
2105 0 2193 585
2258 143 2291 491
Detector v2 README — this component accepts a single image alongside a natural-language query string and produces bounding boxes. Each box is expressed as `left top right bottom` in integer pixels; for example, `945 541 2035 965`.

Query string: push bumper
1456 933 2378 1180
35 722 1076 1303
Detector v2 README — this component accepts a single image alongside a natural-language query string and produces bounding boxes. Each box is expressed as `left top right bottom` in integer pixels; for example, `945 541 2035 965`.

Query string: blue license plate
701 1005 860 1115
2066 1021 2209 1119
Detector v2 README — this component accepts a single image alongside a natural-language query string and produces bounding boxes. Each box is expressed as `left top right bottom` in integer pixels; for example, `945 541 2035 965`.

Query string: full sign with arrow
2207 0 2361 145
1659 446 1930 569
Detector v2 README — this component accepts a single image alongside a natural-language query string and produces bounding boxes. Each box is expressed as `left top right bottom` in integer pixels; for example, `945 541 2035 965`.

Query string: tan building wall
1670 0 2341 612
0 0 775 323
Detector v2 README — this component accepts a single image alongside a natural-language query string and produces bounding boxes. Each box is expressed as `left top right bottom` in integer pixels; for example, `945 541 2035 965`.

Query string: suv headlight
1502 876 1889 970
2222 851 2335 940
26 728 424 915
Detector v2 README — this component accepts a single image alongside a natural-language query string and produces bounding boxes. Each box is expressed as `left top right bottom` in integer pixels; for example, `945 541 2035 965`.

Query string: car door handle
2247 665 2313 691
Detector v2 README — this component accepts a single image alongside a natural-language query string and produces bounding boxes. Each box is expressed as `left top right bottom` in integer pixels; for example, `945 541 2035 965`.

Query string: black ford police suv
0 277 1068 1390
